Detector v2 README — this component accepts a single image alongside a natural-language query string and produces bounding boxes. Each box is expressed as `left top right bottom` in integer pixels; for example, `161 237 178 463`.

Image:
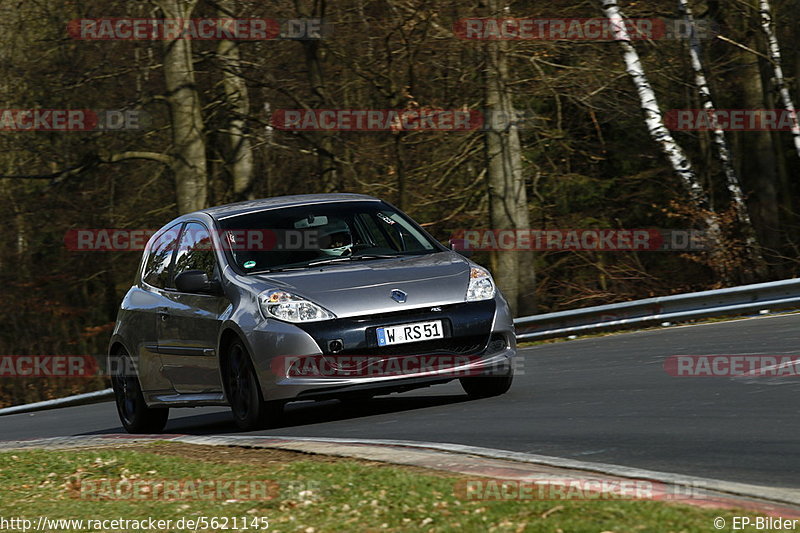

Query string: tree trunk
217 0 255 200
758 0 800 158
484 0 534 316
300 0 339 192
740 49 782 256
156 0 208 214
678 0 767 279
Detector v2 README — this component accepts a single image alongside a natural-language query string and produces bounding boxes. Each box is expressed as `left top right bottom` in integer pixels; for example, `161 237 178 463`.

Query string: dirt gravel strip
0 434 798 518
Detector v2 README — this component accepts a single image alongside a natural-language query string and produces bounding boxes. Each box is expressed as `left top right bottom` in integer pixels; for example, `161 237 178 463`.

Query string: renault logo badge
391 289 407 303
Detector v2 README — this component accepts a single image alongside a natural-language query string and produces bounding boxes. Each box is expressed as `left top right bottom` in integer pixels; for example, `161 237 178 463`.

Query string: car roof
200 193 383 220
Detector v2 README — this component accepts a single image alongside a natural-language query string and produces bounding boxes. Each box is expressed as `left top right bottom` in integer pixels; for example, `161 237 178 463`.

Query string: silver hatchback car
109 194 516 433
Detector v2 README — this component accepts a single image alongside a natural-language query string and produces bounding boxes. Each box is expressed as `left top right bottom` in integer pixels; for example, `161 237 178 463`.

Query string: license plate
376 320 444 347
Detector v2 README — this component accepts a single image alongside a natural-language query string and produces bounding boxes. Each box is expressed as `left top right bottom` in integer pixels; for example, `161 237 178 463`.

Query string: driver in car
316 219 354 256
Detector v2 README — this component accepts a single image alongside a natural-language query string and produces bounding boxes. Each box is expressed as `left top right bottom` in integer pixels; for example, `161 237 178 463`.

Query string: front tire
226 339 281 430
460 368 514 398
111 350 169 434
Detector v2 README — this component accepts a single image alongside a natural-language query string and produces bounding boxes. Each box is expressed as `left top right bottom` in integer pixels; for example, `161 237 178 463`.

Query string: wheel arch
108 335 133 370
109 341 127 357
218 326 249 401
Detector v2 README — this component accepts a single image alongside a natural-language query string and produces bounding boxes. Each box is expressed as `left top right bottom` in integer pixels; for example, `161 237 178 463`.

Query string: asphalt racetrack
3 314 799 488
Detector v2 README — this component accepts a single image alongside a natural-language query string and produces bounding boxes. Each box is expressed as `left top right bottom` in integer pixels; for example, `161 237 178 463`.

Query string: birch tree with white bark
600 0 725 273
678 0 766 276
757 0 800 159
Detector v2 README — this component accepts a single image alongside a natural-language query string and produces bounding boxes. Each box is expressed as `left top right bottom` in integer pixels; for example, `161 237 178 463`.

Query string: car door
136 223 183 394
157 221 229 394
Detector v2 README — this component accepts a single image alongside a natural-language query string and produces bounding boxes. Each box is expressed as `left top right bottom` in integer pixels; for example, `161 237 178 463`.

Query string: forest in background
2 0 800 405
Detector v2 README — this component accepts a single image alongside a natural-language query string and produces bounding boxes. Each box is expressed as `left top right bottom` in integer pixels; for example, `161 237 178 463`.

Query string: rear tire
226 339 282 430
460 368 514 399
111 350 169 434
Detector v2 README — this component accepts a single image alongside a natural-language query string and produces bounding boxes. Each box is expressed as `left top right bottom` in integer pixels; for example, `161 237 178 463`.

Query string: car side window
173 222 217 283
357 213 397 250
359 211 431 253
143 223 182 289
380 211 433 252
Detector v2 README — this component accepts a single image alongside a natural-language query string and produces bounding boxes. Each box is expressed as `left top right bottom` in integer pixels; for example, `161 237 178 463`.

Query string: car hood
248 251 472 317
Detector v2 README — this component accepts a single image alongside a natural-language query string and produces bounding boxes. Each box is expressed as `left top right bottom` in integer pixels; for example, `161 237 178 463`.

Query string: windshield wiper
254 265 311 273
251 254 401 273
306 254 400 267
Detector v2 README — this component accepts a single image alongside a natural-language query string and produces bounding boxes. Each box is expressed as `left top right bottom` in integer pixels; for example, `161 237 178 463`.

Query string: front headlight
258 289 336 322
466 266 496 301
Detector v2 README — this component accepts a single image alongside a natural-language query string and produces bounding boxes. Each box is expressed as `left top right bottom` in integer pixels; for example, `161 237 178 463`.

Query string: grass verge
0 442 792 532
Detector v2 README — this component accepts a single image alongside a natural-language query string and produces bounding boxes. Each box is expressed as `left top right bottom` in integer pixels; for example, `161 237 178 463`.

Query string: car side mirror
449 238 474 258
175 270 222 295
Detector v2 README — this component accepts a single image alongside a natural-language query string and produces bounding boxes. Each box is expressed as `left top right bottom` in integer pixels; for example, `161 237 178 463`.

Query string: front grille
297 299 496 356
339 334 489 357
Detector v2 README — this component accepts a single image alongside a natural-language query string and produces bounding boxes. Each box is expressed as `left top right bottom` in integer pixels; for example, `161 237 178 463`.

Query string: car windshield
217 201 441 273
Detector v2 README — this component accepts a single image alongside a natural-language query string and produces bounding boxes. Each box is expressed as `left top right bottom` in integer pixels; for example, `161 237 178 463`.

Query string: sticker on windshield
377 212 396 225
244 261 256 269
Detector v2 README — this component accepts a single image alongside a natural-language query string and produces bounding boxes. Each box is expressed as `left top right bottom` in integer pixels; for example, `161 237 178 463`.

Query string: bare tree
710 0 783 261
485 0 534 315
299 0 339 192
217 0 256 200
678 0 766 277
36 0 212 215
758 0 800 159
153 0 208 213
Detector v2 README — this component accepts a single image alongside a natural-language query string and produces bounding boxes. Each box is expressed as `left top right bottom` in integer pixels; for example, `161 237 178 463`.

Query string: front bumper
248 297 516 402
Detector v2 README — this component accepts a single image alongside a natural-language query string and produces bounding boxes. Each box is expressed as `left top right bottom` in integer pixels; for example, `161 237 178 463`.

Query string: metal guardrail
514 278 800 341
0 388 114 417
